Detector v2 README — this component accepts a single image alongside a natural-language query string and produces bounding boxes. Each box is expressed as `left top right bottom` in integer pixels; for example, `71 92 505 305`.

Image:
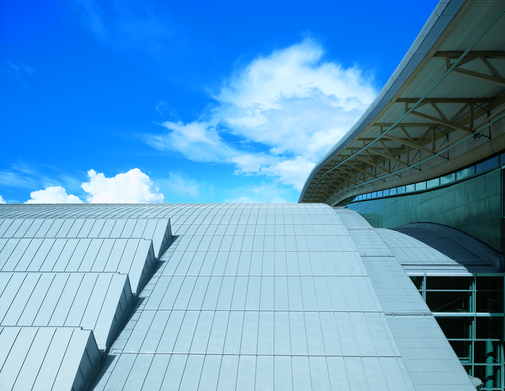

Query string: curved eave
299 0 505 204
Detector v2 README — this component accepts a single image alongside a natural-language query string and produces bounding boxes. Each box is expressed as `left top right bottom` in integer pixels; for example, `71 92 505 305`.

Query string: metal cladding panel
88 204 426 391
127 239 156 295
0 272 132 349
0 237 154 294
335 209 374 230
377 224 504 273
387 316 475 390
0 327 101 391
360 257 431 313
0 217 172 258
90 354 420 391
335 208 475 390
0 203 480 390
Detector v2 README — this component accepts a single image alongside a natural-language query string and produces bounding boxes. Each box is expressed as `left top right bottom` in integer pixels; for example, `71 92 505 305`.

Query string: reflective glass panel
456 167 475 180
427 178 440 189
449 341 472 363
476 156 498 174
405 184 415 192
476 318 503 340
415 182 426 191
476 277 503 291
441 173 455 185
426 277 473 290
410 276 424 289
476 292 503 313
427 291 472 312
436 317 472 339
389 188 397 195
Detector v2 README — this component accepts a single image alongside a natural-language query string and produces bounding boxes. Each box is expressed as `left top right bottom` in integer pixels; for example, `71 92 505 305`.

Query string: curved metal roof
0 203 478 390
300 0 505 204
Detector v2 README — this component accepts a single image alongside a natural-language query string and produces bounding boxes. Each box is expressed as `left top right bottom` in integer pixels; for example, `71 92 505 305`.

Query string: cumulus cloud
25 186 83 204
261 156 316 191
146 38 376 191
81 168 164 203
0 195 6 204
146 120 237 163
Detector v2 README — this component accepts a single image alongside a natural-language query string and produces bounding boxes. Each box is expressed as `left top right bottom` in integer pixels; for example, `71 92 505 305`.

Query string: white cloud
0 195 6 204
25 186 83 204
147 120 237 163
146 38 376 191
261 156 316 191
81 168 164 203
160 172 204 199
231 154 275 175
217 40 375 159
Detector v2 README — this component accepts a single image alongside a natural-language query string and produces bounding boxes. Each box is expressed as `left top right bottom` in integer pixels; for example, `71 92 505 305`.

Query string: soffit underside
301 0 505 204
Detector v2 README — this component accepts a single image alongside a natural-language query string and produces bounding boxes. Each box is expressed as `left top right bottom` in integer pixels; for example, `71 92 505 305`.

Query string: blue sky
0 0 439 204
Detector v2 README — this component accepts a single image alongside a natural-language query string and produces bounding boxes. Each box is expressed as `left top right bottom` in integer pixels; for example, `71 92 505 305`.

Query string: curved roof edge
298 0 466 202
395 222 505 271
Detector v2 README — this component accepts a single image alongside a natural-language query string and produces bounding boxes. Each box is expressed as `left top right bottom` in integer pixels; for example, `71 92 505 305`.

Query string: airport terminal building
0 0 504 390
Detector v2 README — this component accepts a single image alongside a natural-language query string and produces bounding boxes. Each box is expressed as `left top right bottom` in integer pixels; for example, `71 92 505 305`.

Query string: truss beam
396 98 493 103
381 134 433 154
368 148 408 166
433 51 505 59
408 110 472 132
451 67 505 86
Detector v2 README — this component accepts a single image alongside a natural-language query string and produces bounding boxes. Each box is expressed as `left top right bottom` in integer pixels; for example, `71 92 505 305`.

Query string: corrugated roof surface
78 203 470 390
0 204 477 390
335 208 474 390
0 272 131 349
0 209 174 390
0 326 101 391
91 204 416 391
0 218 171 258
377 223 504 273
0 238 155 294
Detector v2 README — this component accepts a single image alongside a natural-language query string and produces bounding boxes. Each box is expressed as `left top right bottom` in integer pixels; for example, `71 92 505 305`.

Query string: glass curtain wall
351 154 502 203
411 275 504 390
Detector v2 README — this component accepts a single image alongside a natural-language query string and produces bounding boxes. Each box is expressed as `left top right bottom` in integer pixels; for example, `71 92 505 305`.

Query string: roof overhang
299 0 505 204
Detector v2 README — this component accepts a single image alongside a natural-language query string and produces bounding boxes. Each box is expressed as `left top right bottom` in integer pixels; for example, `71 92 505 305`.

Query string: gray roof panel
1 272 132 350
0 217 172 259
378 223 505 273
0 203 479 389
0 327 101 391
